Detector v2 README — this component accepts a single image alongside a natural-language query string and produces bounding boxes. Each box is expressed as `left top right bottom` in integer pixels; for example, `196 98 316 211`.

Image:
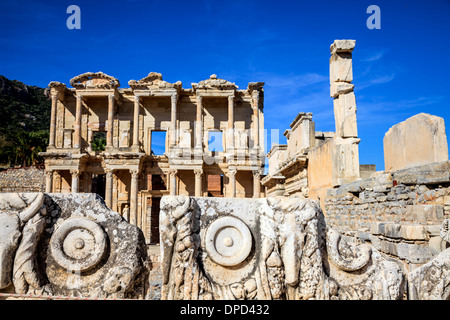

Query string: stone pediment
128 72 182 90
193 74 238 91
70 72 120 89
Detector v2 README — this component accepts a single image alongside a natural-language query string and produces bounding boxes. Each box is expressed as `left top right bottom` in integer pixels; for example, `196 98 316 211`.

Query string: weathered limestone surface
160 195 406 300
408 219 450 300
384 113 448 172
325 161 450 271
0 192 148 299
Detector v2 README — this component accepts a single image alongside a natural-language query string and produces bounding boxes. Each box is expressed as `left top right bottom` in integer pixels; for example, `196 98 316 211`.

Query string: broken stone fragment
330 39 356 54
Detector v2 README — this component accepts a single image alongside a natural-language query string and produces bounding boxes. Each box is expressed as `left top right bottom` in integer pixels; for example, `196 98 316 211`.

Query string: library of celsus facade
40 72 265 244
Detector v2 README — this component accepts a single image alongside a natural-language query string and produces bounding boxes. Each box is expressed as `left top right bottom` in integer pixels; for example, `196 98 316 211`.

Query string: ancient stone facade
40 73 265 244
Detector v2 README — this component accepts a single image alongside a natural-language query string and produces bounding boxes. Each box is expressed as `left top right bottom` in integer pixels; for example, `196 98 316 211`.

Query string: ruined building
263 40 363 207
40 73 265 244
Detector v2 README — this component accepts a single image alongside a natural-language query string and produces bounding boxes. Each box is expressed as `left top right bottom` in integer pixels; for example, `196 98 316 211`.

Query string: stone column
253 169 260 198
45 170 53 193
329 39 360 186
229 168 237 198
112 173 118 212
132 95 141 149
73 94 83 149
228 95 235 150
105 169 114 208
130 169 139 226
49 94 58 147
252 92 260 149
106 94 115 148
170 93 178 148
194 169 203 197
71 170 80 193
169 169 177 196
196 95 203 149
330 39 357 138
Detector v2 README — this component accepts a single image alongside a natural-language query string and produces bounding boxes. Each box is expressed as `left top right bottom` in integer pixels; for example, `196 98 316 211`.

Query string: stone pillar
106 94 115 148
132 95 140 149
49 94 58 147
330 39 357 138
169 169 177 196
105 169 114 208
196 95 203 149
112 173 118 212
228 95 235 150
229 168 237 198
71 170 80 193
194 169 203 197
253 169 260 198
73 94 83 149
45 170 53 193
170 93 177 148
252 92 260 149
329 39 360 186
130 169 139 226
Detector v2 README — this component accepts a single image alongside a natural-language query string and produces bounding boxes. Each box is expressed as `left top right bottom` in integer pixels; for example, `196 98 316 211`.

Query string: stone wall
0 166 45 192
324 160 450 271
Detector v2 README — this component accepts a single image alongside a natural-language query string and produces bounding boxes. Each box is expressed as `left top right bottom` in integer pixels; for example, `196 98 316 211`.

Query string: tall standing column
106 94 115 148
196 95 203 149
73 94 83 149
228 95 235 150
49 94 58 147
105 169 114 208
253 169 260 198
170 93 177 148
229 168 237 198
71 170 80 193
45 170 53 193
132 95 141 149
129 169 139 226
169 169 177 196
252 92 260 149
194 169 203 197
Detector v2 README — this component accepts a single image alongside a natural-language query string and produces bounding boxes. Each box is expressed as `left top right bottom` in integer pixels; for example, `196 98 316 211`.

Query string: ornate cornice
70 72 120 89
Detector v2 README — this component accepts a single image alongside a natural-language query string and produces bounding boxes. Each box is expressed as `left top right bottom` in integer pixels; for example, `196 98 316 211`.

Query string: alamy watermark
367 5 381 29
67 5 81 30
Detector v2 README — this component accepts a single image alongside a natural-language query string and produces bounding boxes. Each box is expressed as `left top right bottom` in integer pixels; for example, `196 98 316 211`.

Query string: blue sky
1 0 449 171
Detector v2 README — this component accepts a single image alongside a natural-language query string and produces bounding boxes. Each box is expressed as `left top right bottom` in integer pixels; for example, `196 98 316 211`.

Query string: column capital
196 94 203 104
130 168 140 178
228 95 235 102
51 93 58 102
134 95 141 103
45 169 53 177
108 94 115 102
70 169 80 178
171 92 178 102
252 169 261 178
194 169 203 178
229 168 237 176
76 93 84 100
168 168 178 177
105 168 115 177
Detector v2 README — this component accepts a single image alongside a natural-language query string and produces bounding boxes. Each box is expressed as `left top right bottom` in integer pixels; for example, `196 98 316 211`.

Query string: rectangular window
151 131 167 155
208 130 223 152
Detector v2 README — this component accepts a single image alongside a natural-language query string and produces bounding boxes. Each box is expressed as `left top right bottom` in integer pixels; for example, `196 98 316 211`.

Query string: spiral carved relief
205 216 252 267
50 217 107 272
